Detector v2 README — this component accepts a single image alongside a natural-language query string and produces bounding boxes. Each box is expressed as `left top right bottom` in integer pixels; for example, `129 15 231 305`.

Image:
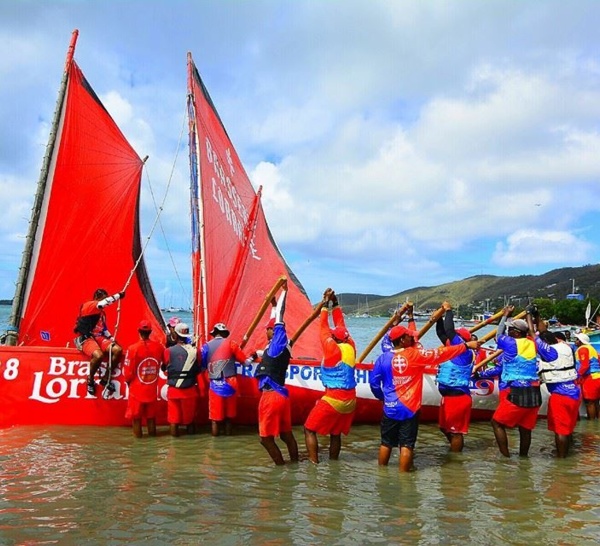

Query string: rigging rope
111 101 189 345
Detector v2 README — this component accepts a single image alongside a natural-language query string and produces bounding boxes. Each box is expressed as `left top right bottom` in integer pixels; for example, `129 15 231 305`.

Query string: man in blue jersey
491 305 541 457
528 313 580 457
254 281 299 465
435 301 477 452
370 322 478 471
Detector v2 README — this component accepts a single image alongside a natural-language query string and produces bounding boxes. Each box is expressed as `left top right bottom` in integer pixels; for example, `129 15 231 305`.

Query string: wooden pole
239 276 287 349
417 306 446 339
7 30 79 346
476 310 527 344
468 309 504 334
471 310 528 371
290 300 328 347
473 349 503 373
357 301 412 363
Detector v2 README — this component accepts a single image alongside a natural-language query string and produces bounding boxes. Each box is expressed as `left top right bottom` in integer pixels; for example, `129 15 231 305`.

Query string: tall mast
6 29 79 345
186 52 209 343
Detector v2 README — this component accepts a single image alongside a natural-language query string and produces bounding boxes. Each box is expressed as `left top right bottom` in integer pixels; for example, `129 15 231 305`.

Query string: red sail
16 59 164 348
187 56 321 358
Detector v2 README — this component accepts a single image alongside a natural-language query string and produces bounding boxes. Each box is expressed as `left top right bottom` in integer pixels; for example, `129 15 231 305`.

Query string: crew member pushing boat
201 322 247 436
491 306 541 457
435 301 477 453
304 288 357 464
254 280 299 465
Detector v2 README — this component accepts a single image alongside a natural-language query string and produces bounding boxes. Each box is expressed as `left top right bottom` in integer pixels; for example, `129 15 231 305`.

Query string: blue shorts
380 412 420 449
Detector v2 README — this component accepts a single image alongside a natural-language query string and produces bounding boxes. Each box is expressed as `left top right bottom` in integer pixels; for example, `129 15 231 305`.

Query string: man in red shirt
122 320 165 438
74 288 125 396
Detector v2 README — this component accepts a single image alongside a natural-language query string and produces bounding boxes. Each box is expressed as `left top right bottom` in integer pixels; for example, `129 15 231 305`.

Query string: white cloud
1 1 600 301
493 229 594 267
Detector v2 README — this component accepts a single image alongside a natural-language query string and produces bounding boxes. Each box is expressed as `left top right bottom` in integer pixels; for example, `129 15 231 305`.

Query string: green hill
338 263 600 318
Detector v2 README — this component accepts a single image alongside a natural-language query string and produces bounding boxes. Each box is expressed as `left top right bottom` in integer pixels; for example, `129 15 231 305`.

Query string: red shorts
492 397 539 430
581 376 600 401
167 386 199 425
304 398 355 436
209 388 237 421
547 394 581 436
258 390 292 438
125 396 158 420
81 336 114 358
439 394 472 434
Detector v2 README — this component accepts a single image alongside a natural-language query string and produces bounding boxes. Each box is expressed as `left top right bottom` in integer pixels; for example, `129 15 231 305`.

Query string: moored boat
0 32 520 428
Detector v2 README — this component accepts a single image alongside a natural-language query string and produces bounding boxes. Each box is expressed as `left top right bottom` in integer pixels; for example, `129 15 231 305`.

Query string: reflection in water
1 422 600 544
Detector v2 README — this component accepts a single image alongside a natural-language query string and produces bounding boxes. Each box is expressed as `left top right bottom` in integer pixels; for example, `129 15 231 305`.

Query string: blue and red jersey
370 340 467 421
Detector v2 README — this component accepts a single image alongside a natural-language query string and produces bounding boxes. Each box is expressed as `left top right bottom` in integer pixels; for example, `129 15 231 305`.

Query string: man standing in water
254 281 299 465
528 315 580 457
74 288 125 396
435 301 477 452
491 306 541 457
201 323 247 436
162 322 201 436
573 332 600 420
304 289 356 464
370 321 478 471
122 320 165 438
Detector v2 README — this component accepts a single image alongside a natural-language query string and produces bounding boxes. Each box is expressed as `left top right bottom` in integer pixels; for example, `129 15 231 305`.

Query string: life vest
538 342 577 384
502 337 538 383
74 303 104 337
166 344 198 389
321 342 357 390
206 337 237 379
255 346 291 387
436 349 474 388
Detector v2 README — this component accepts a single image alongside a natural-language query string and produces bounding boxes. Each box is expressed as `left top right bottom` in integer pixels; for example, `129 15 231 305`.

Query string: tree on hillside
533 298 555 321
554 299 588 326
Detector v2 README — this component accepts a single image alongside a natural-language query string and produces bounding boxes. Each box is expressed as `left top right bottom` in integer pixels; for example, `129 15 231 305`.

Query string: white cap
574 332 591 345
174 322 190 338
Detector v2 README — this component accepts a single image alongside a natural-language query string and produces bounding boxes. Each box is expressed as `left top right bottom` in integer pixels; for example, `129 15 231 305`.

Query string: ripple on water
1 421 600 544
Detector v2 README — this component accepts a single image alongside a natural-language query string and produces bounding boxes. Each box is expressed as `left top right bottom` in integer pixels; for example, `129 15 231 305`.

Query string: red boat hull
0 346 523 428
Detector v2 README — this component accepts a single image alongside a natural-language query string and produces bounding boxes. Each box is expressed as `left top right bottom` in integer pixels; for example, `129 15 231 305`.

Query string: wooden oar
471 310 528 372
417 306 446 339
468 309 504 334
240 276 287 349
289 299 328 347
476 310 527 344
472 349 503 373
357 301 413 363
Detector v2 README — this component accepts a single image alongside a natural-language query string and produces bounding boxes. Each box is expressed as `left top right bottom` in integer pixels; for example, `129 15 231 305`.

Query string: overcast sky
1 1 599 306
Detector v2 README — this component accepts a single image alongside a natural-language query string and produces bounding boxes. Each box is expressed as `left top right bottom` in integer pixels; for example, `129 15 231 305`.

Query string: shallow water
2 309 600 544
2 421 600 545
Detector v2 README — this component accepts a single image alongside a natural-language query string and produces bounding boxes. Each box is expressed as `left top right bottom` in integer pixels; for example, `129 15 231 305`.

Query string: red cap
331 326 349 342
389 325 419 342
138 320 152 332
266 318 276 329
456 328 471 341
